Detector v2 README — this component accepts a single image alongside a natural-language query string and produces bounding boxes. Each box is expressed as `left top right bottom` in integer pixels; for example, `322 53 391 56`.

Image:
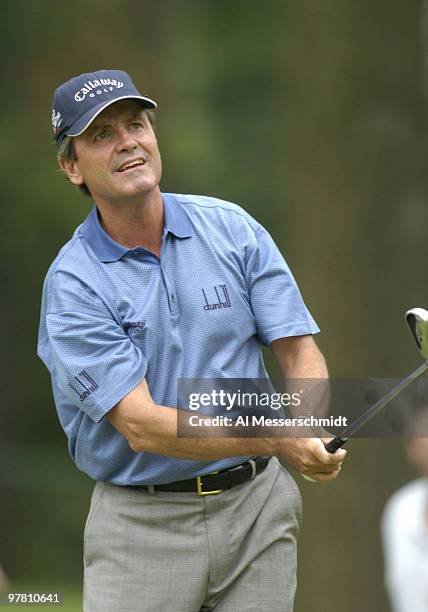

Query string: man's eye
130 122 144 130
94 130 109 141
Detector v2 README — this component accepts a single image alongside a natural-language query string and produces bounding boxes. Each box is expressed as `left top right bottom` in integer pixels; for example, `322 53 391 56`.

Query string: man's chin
113 180 159 199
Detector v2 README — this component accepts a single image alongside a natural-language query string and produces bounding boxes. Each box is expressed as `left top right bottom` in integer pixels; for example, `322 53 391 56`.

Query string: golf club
302 308 428 483
324 307 428 453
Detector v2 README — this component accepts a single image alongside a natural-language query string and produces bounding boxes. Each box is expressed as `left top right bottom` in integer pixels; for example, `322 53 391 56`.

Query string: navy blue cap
51 69 157 145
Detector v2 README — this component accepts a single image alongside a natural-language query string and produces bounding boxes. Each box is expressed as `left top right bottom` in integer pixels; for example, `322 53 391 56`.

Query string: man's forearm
107 387 276 460
272 335 328 379
107 378 346 481
271 335 330 434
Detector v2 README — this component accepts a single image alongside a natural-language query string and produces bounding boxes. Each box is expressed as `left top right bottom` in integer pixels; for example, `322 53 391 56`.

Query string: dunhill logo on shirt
202 284 231 311
69 370 99 402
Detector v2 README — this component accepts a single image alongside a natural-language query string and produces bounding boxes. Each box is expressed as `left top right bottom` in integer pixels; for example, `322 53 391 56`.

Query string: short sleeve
245 225 320 345
37 271 147 423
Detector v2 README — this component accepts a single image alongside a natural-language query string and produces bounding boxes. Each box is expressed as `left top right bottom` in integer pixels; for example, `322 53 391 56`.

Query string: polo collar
80 193 192 262
162 193 193 239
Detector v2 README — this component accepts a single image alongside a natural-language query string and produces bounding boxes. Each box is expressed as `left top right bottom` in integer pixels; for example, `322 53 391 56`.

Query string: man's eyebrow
87 112 146 134
125 110 147 122
87 122 110 134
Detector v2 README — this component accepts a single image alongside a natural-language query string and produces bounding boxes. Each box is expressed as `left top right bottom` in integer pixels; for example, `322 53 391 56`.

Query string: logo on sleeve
52 109 63 133
202 285 231 311
124 321 146 336
69 370 99 402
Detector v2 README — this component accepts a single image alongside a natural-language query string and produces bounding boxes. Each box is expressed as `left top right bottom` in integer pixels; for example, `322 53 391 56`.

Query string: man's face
60 100 162 203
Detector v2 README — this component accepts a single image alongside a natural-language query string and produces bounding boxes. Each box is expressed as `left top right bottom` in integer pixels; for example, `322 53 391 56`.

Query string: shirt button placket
161 264 178 316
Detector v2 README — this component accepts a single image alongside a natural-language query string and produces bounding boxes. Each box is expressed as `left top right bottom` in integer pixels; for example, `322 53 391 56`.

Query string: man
38 69 346 611
381 410 428 612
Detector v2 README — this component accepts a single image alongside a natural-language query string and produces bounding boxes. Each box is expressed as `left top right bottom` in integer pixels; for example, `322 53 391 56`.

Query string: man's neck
95 188 164 257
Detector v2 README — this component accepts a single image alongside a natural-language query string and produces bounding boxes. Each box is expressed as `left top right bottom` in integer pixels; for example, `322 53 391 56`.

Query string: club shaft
325 361 428 453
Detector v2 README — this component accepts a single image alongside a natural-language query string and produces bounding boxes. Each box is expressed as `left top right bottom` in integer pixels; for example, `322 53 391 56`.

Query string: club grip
325 436 347 453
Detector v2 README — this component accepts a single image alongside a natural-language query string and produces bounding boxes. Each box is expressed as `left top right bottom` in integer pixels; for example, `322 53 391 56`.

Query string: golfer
38 69 346 611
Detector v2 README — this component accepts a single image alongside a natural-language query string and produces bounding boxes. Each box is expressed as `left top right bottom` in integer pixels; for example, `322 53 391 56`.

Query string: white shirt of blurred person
381 428 428 612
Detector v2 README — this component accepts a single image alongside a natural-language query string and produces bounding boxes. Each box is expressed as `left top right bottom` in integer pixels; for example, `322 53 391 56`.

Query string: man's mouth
116 159 146 173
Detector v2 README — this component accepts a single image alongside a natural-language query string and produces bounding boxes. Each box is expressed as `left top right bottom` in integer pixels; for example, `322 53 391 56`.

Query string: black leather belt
129 457 270 496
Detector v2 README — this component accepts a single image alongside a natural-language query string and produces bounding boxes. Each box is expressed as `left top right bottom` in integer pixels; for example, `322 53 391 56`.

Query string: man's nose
115 126 138 151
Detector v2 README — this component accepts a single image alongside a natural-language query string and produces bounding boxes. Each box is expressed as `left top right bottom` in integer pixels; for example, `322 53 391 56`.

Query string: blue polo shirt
37 193 319 485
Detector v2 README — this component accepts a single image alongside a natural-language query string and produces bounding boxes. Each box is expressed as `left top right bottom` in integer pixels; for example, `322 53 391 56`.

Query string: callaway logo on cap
51 69 157 145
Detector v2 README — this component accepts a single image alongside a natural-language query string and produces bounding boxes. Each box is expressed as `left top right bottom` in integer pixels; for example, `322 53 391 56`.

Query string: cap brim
65 95 157 138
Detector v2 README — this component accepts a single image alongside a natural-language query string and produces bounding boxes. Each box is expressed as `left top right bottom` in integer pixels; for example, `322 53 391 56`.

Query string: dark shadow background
1 1 427 610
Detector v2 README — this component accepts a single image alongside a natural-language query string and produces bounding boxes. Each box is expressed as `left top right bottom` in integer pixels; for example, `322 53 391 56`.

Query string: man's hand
275 437 347 483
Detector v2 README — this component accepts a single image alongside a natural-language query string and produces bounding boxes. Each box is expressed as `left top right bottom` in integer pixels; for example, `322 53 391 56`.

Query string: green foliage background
1 1 427 610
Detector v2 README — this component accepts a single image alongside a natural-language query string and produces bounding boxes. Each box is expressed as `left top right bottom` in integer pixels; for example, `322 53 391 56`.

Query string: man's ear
58 156 84 186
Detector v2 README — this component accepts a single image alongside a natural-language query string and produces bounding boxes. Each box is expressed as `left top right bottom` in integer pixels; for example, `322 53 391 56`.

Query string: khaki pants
83 457 302 612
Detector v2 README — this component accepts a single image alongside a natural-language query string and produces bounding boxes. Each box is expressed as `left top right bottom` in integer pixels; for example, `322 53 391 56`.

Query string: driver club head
405 308 428 361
